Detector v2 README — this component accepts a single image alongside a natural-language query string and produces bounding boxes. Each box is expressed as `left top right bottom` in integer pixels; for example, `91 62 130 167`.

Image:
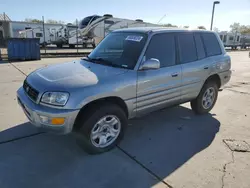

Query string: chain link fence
0 16 95 61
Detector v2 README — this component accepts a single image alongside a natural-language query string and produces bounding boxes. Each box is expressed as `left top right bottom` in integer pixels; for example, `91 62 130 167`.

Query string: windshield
87 32 147 69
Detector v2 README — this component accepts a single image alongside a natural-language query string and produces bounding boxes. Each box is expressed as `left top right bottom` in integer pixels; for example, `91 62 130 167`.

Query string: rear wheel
56 44 63 48
191 82 218 114
74 103 127 154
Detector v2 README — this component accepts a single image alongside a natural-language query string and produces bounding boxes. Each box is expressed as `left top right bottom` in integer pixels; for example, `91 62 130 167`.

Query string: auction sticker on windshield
125 36 143 42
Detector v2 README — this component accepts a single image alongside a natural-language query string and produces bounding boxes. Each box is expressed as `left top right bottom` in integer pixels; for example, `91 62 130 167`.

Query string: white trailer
19 27 53 46
50 24 78 48
218 31 250 49
69 14 160 48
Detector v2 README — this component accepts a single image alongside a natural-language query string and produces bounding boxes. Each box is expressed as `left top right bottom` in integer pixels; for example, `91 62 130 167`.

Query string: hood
27 59 128 92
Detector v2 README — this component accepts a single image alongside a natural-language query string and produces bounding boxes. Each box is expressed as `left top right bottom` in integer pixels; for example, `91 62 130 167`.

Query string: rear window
178 33 197 63
202 33 222 57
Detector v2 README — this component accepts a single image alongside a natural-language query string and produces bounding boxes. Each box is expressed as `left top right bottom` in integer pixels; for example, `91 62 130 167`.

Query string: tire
82 43 87 48
42 42 47 48
56 44 63 48
191 81 218 114
69 44 75 48
74 103 127 154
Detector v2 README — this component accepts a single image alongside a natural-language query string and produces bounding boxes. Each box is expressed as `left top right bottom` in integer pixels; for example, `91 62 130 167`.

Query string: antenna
157 14 166 24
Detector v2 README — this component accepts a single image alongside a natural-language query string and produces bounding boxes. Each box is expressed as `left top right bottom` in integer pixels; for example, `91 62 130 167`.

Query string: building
0 13 11 46
0 13 63 47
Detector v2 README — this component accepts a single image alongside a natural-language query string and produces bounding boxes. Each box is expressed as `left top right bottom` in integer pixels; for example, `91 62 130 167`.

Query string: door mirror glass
139 58 160 70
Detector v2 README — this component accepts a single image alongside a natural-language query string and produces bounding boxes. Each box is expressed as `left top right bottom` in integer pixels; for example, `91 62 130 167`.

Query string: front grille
23 80 39 102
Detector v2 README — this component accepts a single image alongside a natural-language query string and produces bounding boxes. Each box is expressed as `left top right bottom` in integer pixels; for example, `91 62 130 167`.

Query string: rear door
178 32 210 102
136 33 182 115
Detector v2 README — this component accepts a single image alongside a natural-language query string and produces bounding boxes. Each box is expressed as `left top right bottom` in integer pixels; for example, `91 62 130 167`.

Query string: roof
113 27 214 34
0 13 11 21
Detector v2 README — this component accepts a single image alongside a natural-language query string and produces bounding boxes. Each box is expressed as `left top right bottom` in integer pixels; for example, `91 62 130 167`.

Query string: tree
46 19 65 24
183 26 189 28
240 25 250 34
230 22 241 33
25 18 42 23
230 22 250 34
197 26 206 30
162 23 177 28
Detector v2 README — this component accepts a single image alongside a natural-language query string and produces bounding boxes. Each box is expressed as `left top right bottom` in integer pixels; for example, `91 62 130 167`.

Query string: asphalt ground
0 51 250 188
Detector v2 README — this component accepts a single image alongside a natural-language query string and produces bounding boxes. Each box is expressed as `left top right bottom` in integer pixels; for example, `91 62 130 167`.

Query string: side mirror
139 58 160 70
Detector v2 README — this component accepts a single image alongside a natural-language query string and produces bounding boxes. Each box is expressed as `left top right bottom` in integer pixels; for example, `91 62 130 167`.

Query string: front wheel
191 82 218 114
74 104 127 154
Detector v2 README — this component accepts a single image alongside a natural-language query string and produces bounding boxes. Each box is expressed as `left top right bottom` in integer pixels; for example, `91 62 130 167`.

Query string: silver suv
17 28 231 154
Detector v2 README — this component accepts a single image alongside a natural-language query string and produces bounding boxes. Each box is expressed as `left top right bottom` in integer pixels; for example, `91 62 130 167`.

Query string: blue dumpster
8 38 40 61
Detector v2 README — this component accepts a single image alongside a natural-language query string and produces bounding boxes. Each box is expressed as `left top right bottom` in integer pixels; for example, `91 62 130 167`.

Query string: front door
136 33 182 116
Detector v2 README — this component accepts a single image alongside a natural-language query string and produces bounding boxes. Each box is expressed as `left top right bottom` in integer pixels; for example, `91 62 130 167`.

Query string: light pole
210 1 220 30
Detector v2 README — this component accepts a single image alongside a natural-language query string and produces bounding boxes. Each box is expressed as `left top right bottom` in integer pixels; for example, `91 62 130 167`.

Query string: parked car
17 28 231 154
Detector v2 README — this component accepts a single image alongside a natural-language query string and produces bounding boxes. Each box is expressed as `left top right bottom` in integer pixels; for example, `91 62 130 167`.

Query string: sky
1 0 250 31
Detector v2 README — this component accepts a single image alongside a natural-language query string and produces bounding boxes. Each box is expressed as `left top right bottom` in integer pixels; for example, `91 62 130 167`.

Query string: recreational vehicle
50 24 78 48
19 27 53 46
219 31 250 49
68 14 160 48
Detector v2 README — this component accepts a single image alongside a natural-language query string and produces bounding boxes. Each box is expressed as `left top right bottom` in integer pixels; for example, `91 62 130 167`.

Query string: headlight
41 92 69 106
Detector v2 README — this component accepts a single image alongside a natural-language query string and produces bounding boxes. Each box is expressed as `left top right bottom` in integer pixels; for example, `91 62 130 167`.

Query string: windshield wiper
89 57 125 68
81 56 95 62
83 56 128 69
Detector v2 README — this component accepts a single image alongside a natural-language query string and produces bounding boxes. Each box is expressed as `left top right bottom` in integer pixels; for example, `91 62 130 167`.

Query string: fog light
38 115 65 125
39 115 49 124
51 117 65 125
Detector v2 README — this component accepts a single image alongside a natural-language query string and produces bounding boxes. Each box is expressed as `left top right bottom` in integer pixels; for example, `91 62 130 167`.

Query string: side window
202 33 222 57
237 36 240 42
223 35 227 42
178 33 197 63
35 33 43 38
194 34 206 59
145 33 175 68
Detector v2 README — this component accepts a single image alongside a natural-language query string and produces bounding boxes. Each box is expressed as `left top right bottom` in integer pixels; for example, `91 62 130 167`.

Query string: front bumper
17 87 80 134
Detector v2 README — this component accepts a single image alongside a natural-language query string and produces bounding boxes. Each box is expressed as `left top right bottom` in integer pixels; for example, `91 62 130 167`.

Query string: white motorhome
218 31 249 49
50 24 78 48
19 27 53 46
240 34 250 49
69 14 160 48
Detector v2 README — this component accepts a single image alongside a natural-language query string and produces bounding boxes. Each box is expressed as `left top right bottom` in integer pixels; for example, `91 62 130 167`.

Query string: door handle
204 66 209 70
171 73 178 77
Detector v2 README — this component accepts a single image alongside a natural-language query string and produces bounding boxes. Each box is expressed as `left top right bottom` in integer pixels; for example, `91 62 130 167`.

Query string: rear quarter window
194 33 206 60
202 33 222 57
